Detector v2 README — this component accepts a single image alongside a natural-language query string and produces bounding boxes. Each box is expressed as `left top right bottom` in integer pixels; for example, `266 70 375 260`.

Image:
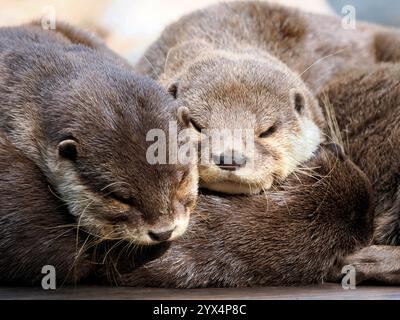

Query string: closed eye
190 118 203 132
109 192 134 206
259 124 277 138
182 194 197 208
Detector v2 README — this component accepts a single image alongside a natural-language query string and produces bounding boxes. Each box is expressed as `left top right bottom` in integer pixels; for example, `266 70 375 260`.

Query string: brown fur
28 20 131 68
0 24 199 283
0 133 93 284
115 145 374 287
135 1 391 94
374 30 400 63
319 64 400 284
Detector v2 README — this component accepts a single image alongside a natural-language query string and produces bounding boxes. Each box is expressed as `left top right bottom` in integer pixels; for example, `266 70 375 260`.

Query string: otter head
163 47 323 194
42 70 198 245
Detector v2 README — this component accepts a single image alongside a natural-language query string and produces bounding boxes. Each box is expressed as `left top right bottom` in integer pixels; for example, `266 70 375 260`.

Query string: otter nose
148 229 175 242
213 152 247 171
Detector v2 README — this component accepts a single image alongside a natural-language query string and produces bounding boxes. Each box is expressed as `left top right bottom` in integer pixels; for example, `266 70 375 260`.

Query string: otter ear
168 82 179 99
290 89 306 114
177 106 190 128
57 139 78 161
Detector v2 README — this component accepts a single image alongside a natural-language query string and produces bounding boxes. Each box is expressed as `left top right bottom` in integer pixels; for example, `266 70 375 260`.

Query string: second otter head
163 47 324 194
40 64 198 245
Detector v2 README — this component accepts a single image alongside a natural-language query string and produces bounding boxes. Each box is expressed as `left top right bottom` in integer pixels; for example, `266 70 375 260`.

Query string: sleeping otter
133 2 400 195
137 1 395 93
113 144 374 287
0 132 174 285
319 64 400 284
0 23 198 283
134 5 330 194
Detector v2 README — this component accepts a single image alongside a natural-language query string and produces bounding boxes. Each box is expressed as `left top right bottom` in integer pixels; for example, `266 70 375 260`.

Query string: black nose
213 152 247 171
148 229 174 242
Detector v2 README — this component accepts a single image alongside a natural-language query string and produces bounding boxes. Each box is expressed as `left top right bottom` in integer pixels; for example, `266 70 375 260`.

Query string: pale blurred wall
0 0 333 62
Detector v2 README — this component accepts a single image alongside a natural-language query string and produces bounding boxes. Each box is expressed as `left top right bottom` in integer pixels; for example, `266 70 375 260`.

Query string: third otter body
0 24 198 284
115 145 374 287
136 1 392 93
319 64 400 284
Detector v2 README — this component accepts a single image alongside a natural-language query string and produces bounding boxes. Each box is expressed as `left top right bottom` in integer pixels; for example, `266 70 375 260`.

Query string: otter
134 6 331 194
318 64 400 284
0 132 172 285
134 2 400 195
112 144 374 287
0 23 199 284
136 1 396 93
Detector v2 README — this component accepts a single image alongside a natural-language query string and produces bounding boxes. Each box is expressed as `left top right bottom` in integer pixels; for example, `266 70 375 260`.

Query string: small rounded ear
177 106 190 128
290 89 306 114
57 139 78 161
168 82 179 99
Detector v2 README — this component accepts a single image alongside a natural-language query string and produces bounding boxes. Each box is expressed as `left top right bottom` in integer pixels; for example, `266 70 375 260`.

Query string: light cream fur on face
196 117 321 194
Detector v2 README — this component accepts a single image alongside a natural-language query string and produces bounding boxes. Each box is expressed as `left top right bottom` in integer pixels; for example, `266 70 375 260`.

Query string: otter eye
168 82 178 99
109 192 134 206
293 92 306 114
190 118 203 133
182 195 196 208
259 125 277 138
57 139 78 161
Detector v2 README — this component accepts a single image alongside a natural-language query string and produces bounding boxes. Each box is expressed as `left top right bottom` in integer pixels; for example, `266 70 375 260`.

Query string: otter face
165 52 322 194
43 75 198 245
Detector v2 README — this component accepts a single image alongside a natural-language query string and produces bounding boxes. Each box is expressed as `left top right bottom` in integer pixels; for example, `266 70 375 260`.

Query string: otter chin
118 214 191 245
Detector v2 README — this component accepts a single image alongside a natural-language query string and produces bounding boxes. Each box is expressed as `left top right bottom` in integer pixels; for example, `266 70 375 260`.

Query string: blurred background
0 0 398 63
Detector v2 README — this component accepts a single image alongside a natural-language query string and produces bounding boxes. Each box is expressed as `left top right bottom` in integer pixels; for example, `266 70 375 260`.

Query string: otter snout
148 228 175 242
213 151 247 171
135 200 191 244
143 214 189 244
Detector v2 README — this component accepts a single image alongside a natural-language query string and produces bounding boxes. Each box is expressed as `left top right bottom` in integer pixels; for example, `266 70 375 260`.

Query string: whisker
101 181 131 192
143 55 159 78
299 48 348 78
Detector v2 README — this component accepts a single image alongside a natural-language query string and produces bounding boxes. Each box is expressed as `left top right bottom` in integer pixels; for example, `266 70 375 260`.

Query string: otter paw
344 245 400 285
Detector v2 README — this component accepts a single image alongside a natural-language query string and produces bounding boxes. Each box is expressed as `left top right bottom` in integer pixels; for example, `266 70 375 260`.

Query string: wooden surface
1 283 399 300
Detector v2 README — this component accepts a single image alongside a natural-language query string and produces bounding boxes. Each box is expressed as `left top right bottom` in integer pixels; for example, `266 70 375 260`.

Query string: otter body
136 1 393 93
319 64 400 284
0 24 198 284
320 65 400 244
117 145 374 287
